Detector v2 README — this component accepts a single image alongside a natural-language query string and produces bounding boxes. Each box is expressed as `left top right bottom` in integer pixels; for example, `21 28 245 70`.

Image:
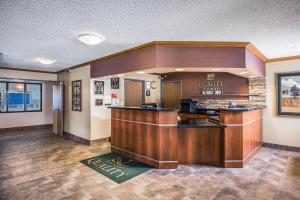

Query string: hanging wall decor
94 81 104 95
111 77 119 89
95 99 103 106
72 80 82 111
277 72 300 116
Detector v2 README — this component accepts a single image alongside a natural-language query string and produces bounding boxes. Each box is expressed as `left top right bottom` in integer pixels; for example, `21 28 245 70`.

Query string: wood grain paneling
221 109 263 168
162 81 182 109
124 79 144 107
111 108 178 169
178 127 222 166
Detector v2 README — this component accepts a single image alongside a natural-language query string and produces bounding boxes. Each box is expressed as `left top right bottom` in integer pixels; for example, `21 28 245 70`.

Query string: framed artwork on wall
72 80 82 111
94 81 104 95
111 78 119 89
277 72 300 116
95 99 103 106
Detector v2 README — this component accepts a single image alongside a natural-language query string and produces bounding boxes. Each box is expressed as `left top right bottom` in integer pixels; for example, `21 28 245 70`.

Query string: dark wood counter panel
110 107 264 169
110 108 178 169
178 127 222 166
220 109 263 168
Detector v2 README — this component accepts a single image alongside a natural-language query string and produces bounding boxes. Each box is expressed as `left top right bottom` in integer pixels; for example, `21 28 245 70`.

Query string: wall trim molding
263 142 300 152
0 124 53 133
0 66 57 74
266 55 300 63
63 131 110 145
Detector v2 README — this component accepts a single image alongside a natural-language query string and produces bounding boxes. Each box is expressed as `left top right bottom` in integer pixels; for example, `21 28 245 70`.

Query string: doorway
124 79 144 107
162 81 182 108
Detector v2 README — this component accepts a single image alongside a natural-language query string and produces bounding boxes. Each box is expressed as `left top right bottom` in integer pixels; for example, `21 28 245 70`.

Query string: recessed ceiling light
175 68 185 72
240 71 248 75
211 68 221 71
78 33 105 45
34 57 56 65
136 71 145 74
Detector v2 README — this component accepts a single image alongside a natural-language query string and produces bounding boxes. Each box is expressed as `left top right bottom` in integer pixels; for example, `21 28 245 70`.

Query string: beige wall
0 69 56 129
90 73 161 140
58 66 91 140
0 69 57 81
264 59 300 147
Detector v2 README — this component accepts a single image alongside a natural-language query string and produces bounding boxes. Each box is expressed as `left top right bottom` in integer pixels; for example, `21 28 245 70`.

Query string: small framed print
277 72 300 116
95 99 103 106
94 81 104 95
72 80 82 111
111 78 119 89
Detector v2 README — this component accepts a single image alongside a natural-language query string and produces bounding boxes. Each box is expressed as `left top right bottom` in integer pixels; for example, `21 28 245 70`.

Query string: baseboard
63 131 110 145
263 142 300 152
111 146 178 169
0 124 53 133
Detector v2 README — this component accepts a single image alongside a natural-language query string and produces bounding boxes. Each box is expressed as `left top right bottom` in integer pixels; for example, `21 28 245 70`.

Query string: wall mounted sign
111 93 117 98
95 99 103 106
111 78 119 89
146 90 150 96
94 81 104 95
277 72 300 116
198 74 224 94
146 81 151 90
72 80 82 111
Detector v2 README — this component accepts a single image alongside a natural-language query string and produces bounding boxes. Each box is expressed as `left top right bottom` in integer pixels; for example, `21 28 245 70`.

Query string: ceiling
0 0 300 72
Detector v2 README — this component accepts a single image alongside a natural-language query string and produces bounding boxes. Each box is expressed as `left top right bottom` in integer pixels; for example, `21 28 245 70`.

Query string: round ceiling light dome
34 57 56 65
78 33 105 45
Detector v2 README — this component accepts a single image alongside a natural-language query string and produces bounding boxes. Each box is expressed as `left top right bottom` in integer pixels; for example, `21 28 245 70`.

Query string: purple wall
91 46 156 78
156 46 246 68
245 49 266 76
91 44 265 78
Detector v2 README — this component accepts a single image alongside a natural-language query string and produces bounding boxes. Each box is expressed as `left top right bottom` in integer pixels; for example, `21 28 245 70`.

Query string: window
0 82 42 113
25 84 42 111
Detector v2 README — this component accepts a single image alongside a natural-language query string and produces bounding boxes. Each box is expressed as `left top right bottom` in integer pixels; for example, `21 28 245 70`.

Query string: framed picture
94 81 104 95
111 78 119 89
277 72 300 116
72 80 82 111
95 99 103 106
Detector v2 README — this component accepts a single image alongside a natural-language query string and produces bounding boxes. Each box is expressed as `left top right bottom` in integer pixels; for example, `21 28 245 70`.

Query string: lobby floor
0 128 300 200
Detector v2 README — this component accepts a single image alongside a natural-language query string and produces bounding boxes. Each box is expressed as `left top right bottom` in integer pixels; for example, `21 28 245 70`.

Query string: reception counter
109 106 263 169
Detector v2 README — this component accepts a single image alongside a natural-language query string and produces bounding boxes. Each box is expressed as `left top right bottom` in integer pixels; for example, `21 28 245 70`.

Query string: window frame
0 81 43 113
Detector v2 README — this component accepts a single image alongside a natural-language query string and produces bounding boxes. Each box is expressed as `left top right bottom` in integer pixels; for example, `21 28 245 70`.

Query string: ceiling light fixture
117 74 124 77
240 71 249 75
34 57 56 65
78 33 105 45
175 68 185 72
136 71 145 74
249 75 256 78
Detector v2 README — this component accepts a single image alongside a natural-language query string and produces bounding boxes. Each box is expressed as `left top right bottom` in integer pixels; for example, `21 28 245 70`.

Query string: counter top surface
108 106 178 112
179 107 265 114
178 119 225 128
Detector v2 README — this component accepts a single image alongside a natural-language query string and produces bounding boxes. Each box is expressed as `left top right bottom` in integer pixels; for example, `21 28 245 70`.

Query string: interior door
124 79 144 107
162 81 182 108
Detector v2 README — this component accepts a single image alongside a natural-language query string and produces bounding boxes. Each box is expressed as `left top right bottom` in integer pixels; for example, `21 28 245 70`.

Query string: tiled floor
0 128 300 200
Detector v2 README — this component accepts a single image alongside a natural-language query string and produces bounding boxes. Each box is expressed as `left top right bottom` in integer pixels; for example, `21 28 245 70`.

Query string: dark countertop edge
220 107 266 112
179 107 265 114
108 106 178 112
